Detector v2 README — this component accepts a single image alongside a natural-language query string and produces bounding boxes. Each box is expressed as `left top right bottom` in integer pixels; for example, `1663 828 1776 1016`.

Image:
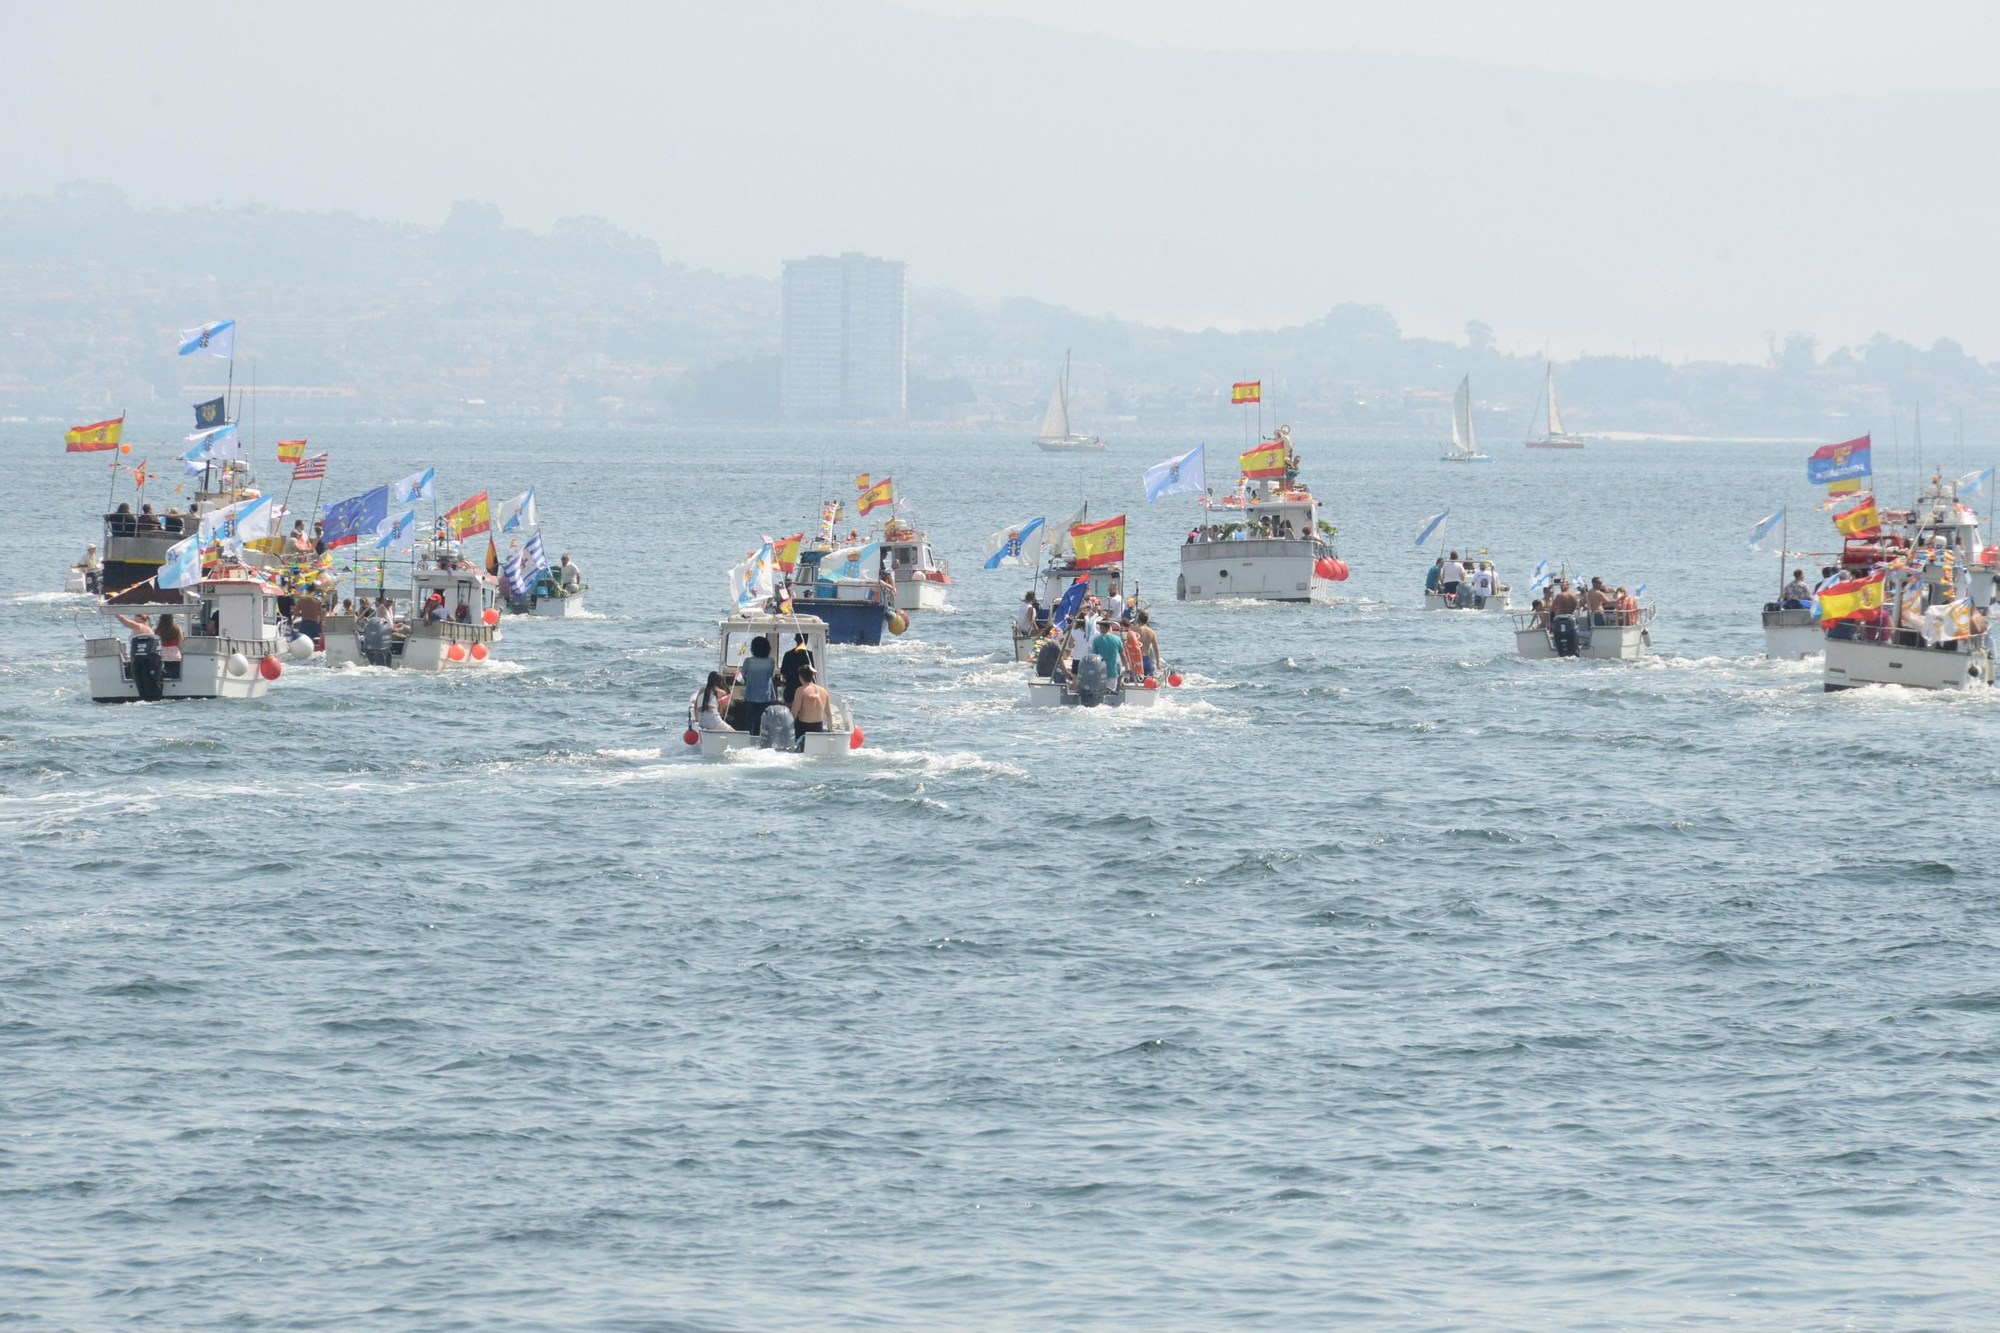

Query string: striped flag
292 453 328 480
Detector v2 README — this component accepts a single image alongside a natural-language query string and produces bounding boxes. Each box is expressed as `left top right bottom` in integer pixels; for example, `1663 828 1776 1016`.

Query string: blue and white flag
392 468 435 504
1143 444 1206 503
1957 467 1994 501
373 509 418 551
1750 507 1785 552
983 516 1046 570
1529 559 1552 592
1414 510 1450 546
1632 583 1648 599
495 487 536 533
521 533 549 574
820 539 881 583
158 535 203 590
728 542 776 611
181 422 240 464
504 550 537 597
1051 576 1089 630
177 319 236 359
199 493 273 544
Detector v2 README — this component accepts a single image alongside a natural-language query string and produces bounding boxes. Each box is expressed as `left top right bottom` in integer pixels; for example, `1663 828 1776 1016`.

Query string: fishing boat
1008 507 1128 661
1512 583 1655 659
880 518 951 612
1178 426 1346 602
1026 666 1159 708
1033 351 1105 452
323 534 502 670
503 565 588 618
84 565 290 702
1750 509 1823 658
1441 376 1491 462
788 544 900 645
1423 557 1511 611
1524 364 1586 448
684 611 862 758
1823 477 1996 692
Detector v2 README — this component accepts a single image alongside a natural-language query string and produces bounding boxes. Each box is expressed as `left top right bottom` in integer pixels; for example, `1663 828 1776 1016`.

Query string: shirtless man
790 665 831 745
1134 609 1161 678
1549 580 1580 618
1585 577 1611 625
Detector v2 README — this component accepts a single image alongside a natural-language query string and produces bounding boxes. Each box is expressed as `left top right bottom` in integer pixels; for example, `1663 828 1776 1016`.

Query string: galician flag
728 542 777 611
1143 444 1205 502
158 535 204 590
374 510 418 551
1414 510 1449 546
182 423 241 463
1750 507 1785 551
177 319 236 358
495 488 537 534
820 539 881 583
983 517 1046 569
393 468 435 503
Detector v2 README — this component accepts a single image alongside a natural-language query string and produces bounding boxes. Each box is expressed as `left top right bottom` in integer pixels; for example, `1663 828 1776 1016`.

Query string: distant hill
4 184 1997 439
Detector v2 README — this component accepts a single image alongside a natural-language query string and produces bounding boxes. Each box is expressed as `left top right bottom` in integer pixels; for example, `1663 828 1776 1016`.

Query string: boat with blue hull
788 547 898 645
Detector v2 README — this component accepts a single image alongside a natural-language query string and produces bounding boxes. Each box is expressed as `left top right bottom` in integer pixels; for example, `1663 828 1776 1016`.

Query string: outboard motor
1551 614 1580 658
757 703 798 750
362 616 394 667
129 634 165 701
1034 638 1062 679
1074 652 1108 707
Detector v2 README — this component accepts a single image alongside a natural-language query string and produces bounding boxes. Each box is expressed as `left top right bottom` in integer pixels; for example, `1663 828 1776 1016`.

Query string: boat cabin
412 539 500 623
718 612 834 691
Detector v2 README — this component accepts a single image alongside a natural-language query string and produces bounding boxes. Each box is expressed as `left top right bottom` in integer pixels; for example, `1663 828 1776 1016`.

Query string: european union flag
193 397 227 429
319 485 390 549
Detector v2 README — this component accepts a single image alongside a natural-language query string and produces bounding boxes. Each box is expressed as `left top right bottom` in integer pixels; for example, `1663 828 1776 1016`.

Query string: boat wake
16 590 91 605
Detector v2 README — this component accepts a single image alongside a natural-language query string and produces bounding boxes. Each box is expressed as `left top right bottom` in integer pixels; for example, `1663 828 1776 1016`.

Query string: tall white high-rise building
780 253 906 421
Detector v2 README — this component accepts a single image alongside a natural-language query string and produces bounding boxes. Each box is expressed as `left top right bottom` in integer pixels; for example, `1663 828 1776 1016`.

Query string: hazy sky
10 1 2000 362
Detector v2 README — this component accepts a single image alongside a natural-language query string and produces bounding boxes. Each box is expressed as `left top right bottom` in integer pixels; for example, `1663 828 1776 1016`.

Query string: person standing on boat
1781 570 1811 607
1106 584 1126 624
1470 563 1494 609
1016 593 1040 640
739 636 778 734
1439 552 1465 601
1135 610 1161 679
779 633 815 708
78 543 103 593
791 665 831 744
1090 618 1125 686
1425 559 1442 595
1066 612 1094 669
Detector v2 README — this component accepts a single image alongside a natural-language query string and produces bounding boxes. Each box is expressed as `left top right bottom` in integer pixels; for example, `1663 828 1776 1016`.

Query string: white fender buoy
226 652 251 677
289 635 314 659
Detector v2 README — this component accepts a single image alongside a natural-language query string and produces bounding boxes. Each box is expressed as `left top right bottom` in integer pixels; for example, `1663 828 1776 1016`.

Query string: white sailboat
1034 351 1105 453
1441 375 1490 462
1525 363 1586 448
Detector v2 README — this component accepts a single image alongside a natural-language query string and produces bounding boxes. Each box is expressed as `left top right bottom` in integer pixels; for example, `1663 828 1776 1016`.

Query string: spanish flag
1069 514 1126 569
774 532 803 573
445 490 491 539
1833 495 1880 538
858 477 895 515
1240 442 1287 479
1817 571 1885 625
1231 381 1261 405
854 473 871 492
277 439 308 464
1827 478 1863 496
65 415 124 453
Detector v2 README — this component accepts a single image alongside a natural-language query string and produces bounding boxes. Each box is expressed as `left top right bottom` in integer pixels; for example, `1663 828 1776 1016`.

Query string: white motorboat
880 520 951 613
1011 556 1126 662
1178 426 1346 602
1026 671 1159 708
1762 606 1823 659
1440 376 1491 462
1524 364 1587 448
324 536 503 670
1033 351 1105 452
1823 477 1996 692
1512 602 1655 660
685 611 862 758
85 566 292 702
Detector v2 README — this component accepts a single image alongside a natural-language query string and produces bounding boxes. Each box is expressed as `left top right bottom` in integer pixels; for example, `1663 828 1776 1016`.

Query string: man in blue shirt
1090 618 1124 687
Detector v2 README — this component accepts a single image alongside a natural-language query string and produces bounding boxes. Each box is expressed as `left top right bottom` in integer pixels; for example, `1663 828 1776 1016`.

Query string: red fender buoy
258 655 283 681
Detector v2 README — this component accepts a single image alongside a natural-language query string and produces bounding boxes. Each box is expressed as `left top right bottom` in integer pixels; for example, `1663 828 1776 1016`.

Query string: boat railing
1182 537 1319 560
1512 605 1655 633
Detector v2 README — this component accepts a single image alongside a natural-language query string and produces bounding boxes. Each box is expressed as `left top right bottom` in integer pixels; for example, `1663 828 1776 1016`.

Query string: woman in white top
692 671 733 731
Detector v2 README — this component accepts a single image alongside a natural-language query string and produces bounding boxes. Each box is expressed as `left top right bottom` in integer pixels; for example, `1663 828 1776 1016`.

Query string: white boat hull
323 616 499 671
1426 590 1508 612
529 594 586 617
85 636 274 702
64 570 88 594
1026 675 1159 708
1823 634 1993 692
1036 437 1106 452
1762 607 1823 659
692 725 857 758
1440 454 1492 463
1178 540 1321 602
1515 621 1650 661
893 577 950 613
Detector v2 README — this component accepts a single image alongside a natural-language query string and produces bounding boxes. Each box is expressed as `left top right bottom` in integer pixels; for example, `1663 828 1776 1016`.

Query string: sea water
4 426 1997 1329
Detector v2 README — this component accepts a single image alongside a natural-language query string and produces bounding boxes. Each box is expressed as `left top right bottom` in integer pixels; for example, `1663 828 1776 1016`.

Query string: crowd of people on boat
1525 576 1643 629
1816 534 1990 649
1184 515 1308 543
1022 586 1163 694
690 633 833 745
1423 551 1502 608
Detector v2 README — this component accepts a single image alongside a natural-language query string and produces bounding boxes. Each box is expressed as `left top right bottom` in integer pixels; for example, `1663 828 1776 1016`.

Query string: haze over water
5 427 1997 1329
